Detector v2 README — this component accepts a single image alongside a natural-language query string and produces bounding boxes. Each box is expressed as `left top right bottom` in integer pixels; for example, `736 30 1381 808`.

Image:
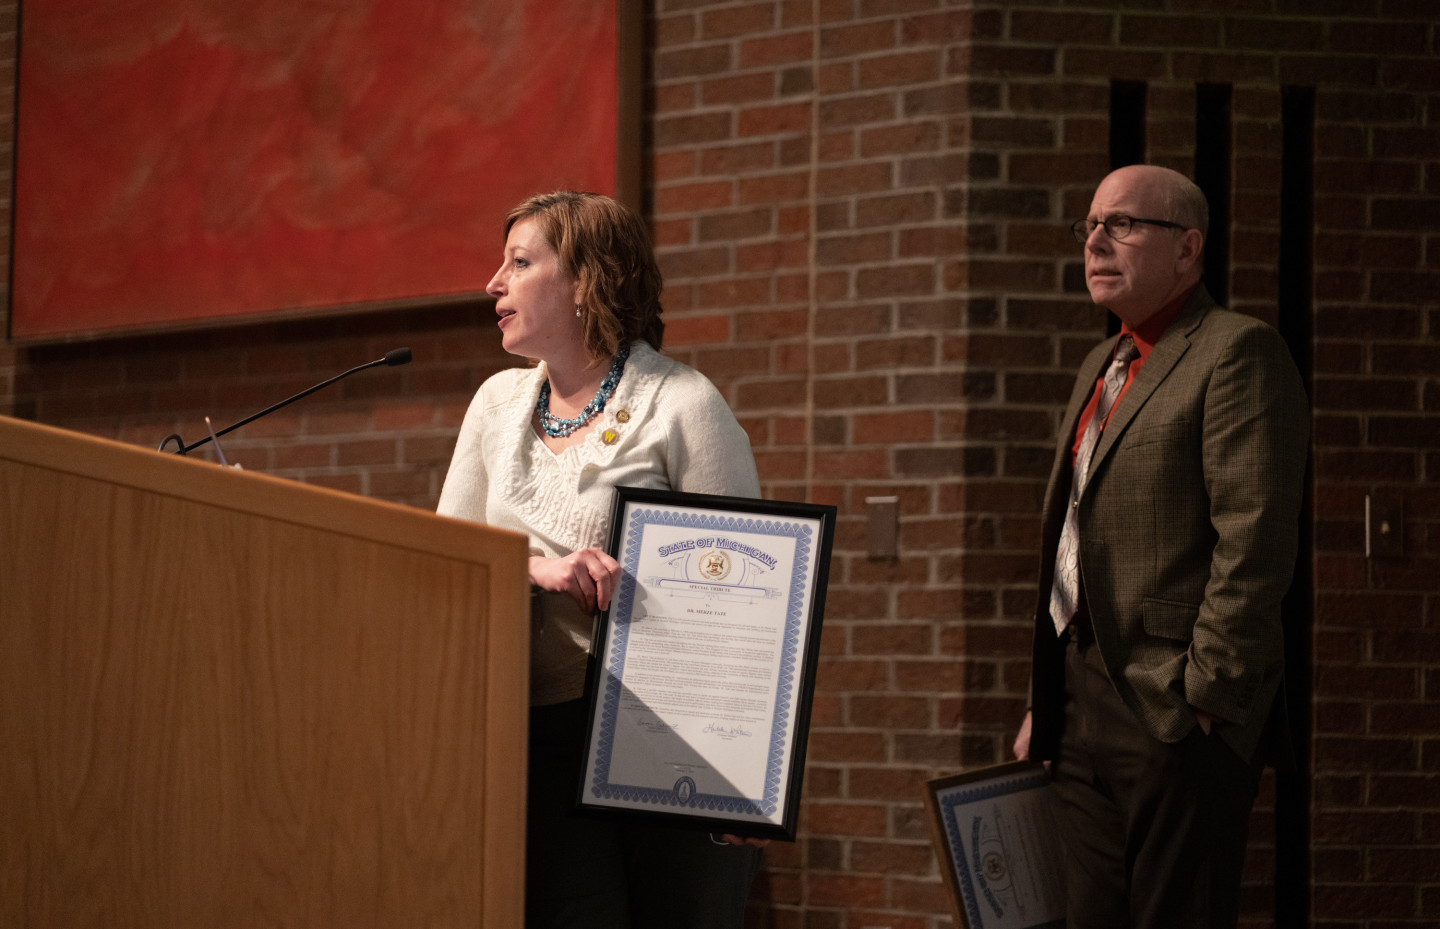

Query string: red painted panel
13 0 618 339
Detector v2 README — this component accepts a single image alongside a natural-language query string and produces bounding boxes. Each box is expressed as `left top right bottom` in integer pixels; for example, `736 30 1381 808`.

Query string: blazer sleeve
1184 323 1309 723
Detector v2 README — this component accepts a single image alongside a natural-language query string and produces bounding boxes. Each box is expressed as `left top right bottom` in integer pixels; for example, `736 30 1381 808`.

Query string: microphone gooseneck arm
157 347 412 455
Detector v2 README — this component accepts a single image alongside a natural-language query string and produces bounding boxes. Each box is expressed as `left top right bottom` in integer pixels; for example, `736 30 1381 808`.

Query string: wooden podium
0 416 530 928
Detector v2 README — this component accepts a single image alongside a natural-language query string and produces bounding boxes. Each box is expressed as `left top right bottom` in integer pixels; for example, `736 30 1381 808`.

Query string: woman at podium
437 191 763 929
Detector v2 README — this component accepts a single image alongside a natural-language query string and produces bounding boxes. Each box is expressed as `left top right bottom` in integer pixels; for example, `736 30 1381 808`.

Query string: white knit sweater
437 341 761 703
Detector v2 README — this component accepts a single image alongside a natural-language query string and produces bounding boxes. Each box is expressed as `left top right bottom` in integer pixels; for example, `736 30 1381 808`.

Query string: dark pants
1051 622 1261 929
525 699 762 929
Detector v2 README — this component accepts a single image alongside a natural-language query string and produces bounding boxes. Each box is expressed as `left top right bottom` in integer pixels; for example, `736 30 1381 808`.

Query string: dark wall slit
1275 84 1315 929
1106 80 1147 336
1195 83 1232 308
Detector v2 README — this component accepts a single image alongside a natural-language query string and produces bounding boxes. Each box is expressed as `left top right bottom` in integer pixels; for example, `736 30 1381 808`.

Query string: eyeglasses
1071 215 1187 243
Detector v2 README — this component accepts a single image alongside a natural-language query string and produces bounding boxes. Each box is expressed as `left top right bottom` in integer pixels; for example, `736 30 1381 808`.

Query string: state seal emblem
698 549 731 581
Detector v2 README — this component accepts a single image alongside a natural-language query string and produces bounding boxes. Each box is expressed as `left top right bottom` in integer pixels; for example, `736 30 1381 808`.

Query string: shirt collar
1120 284 1195 362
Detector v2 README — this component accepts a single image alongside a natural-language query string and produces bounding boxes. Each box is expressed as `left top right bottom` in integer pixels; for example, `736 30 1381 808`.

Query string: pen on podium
204 416 231 467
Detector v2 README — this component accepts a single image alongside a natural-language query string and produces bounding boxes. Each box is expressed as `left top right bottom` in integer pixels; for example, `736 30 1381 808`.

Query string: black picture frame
575 486 836 840
923 762 1066 929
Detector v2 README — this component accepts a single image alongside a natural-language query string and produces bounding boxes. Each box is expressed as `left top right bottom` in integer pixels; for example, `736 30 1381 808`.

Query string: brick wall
651 4 995 925
4 2 1438 927
3 303 516 508
1302 9 1440 922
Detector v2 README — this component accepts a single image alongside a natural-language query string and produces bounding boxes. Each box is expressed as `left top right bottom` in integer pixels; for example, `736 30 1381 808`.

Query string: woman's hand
716 834 771 848
529 549 621 614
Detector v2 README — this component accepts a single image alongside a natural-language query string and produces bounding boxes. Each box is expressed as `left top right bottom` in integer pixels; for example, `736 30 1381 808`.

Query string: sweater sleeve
436 380 494 523
665 375 761 499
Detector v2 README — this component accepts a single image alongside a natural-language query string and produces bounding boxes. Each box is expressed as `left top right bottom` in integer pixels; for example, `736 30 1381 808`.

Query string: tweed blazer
1028 286 1309 765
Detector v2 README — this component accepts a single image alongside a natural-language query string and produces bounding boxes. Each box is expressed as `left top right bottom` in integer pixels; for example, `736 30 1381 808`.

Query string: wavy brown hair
504 191 664 362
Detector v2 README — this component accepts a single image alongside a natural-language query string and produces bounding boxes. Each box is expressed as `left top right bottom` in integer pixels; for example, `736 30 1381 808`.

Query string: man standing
1012 165 1309 927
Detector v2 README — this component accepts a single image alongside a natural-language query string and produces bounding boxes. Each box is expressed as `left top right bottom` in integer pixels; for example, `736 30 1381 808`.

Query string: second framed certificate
577 486 836 840
924 763 1065 929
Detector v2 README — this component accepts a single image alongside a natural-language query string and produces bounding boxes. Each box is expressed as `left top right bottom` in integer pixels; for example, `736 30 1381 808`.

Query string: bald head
1081 165 1208 327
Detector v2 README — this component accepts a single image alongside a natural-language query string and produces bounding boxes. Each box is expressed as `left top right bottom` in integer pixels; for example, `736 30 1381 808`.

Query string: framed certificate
924 763 1066 929
576 486 836 840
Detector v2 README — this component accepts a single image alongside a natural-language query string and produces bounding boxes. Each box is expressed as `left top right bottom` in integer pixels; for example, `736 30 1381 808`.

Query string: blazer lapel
1045 336 1117 517
1085 286 1217 483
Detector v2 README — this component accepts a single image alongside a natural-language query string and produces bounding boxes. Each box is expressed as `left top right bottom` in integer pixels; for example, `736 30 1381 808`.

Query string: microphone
157 347 413 455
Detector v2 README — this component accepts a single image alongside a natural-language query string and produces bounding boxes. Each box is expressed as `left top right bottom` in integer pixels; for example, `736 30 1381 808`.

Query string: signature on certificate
703 722 753 739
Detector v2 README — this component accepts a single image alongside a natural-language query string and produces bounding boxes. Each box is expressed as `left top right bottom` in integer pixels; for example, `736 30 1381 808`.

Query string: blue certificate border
929 764 1064 929
577 486 836 840
589 506 813 817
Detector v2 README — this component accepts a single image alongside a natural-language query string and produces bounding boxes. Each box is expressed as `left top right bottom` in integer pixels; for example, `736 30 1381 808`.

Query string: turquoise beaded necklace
536 345 630 438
